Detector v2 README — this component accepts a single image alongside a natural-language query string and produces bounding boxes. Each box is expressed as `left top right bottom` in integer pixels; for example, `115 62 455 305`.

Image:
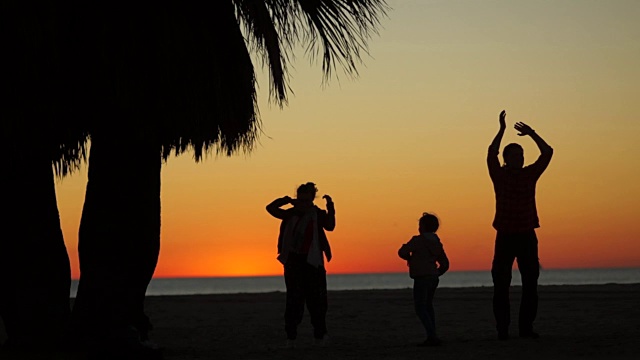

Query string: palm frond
61 2 260 161
233 0 388 104
1 1 88 178
151 2 261 160
270 0 389 81
234 0 291 106
5 1 388 168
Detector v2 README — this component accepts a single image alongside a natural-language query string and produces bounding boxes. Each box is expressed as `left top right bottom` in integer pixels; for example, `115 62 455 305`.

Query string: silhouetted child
266 182 335 348
398 212 449 346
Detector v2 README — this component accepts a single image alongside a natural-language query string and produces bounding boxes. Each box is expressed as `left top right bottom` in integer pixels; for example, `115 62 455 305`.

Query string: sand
143 283 639 360
1 284 639 359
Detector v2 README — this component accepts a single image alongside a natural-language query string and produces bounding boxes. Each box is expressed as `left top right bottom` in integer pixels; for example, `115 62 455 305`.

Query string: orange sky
55 0 640 278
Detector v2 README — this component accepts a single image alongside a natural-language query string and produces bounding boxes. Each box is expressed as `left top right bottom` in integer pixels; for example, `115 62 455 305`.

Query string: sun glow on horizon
55 0 640 279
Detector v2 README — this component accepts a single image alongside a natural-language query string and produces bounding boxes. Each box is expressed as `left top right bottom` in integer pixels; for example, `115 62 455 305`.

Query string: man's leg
492 232 516 339
516 231 540 337
305 265 328 340
284 257 306 341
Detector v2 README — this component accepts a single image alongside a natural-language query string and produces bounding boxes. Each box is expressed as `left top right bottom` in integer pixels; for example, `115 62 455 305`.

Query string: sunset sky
55 0 640 278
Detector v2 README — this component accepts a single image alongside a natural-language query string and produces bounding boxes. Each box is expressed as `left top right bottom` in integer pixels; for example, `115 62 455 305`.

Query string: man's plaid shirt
487 147 553 233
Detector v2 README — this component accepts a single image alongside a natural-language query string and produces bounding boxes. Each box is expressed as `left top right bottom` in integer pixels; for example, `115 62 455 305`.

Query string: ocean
69 267 639 297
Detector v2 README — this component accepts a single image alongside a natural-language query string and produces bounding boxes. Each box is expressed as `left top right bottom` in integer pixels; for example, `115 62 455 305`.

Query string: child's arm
427 239 450 275
437 249 450 276
398 238 415 260
266 196 292 219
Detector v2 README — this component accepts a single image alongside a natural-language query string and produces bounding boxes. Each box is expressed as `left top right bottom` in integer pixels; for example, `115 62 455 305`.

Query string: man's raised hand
515 122 535 136
499 110 506 129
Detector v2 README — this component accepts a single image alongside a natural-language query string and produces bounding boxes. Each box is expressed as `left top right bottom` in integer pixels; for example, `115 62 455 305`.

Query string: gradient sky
55 0 640 278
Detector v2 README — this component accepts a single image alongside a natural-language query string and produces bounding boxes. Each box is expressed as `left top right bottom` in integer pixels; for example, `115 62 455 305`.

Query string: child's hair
419 212 439 233
296 182 318 197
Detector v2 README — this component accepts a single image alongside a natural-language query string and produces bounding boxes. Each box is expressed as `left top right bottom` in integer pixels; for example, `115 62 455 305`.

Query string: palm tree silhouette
2 0 388 354
0 2 88 350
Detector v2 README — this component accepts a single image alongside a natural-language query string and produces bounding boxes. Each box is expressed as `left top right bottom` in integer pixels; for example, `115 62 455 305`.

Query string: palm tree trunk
0 153 71 348
71 131 161 343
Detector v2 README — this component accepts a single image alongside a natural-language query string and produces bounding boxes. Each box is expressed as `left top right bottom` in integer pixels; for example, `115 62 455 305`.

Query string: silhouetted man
487 110 553 340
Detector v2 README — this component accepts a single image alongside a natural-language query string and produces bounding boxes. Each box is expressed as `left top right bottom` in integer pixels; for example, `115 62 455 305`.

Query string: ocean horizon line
68 265 640 281
67 267 640 297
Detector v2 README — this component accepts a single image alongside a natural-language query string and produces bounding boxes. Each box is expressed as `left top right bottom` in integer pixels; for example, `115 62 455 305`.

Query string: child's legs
425 276 439 332
284 256 306 340
304 264 328 339
413 277 437 338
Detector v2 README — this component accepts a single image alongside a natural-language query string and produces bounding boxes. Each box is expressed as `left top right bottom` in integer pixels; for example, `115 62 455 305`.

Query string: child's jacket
398 233 449 278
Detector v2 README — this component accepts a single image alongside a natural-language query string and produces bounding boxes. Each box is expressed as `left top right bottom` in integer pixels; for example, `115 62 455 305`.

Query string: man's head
419 212 439 234
296 182 318 202
503 143 524 169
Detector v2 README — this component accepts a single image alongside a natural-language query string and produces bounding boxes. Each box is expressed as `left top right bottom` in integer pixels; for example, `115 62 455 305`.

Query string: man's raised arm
515 122 553 155
488 110 507 174
514 122 553 174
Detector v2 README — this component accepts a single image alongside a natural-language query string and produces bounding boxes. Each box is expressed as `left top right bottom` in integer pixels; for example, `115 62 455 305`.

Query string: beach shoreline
2 284 639 359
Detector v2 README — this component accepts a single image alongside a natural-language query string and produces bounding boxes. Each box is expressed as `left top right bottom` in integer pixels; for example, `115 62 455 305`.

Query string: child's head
296 182 318 202
419 212 439 234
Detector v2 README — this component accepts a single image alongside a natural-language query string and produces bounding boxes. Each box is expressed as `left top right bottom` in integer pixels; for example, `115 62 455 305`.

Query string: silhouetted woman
266 182 335 347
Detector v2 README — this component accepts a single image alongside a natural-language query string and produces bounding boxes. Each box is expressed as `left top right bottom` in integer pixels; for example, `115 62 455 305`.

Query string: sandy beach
140 283 639 360
1 283 639 359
